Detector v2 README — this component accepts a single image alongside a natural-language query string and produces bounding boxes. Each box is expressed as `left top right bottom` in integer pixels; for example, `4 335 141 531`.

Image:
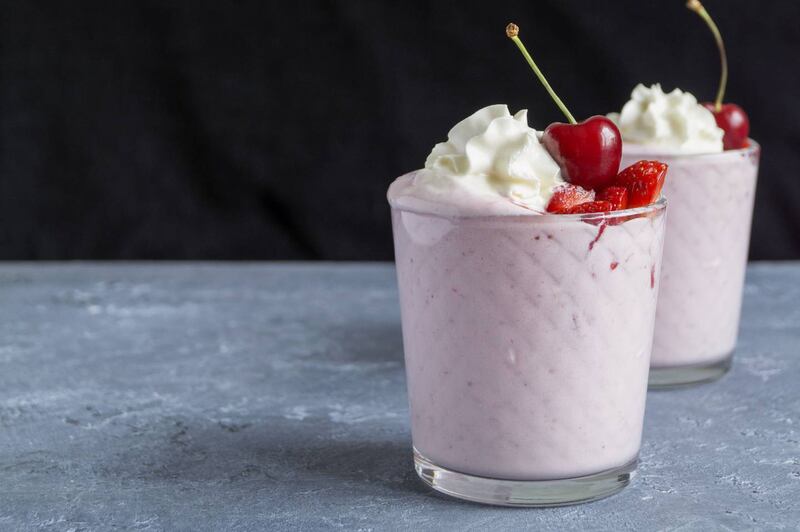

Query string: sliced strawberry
566 200 614 214
546 184 595 213
612 160 667 208
596 186 629 211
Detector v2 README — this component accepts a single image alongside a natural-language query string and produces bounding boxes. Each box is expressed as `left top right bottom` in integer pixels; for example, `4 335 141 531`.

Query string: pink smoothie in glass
390 172 667 481
622 144 759 377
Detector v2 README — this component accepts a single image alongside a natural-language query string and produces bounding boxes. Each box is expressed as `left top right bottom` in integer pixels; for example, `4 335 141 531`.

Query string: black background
1 0 797 260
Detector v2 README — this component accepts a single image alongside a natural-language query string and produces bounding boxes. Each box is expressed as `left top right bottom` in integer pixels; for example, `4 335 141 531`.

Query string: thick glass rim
622 139 760 161
391 197 667 224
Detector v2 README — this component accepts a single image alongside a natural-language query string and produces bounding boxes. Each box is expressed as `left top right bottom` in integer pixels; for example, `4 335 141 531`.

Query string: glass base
649 354 732 390
413 449 637 507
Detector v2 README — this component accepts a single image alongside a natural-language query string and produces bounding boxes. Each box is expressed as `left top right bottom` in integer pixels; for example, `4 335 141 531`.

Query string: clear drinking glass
621 142 760 388
390 176 667 506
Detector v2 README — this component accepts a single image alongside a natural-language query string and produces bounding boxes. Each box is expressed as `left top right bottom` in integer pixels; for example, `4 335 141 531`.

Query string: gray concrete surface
0 263 798 531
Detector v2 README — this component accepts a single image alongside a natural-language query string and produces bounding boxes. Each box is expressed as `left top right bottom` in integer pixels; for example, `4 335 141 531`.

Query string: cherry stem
506 23 576 125
687 0 727 112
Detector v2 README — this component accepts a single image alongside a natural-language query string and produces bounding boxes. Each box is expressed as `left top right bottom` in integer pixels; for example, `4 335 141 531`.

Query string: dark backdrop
1 0 797 260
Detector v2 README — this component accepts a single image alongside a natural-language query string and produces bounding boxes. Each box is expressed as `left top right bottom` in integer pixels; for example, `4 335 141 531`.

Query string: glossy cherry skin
542 116 622 191
703 102 750 150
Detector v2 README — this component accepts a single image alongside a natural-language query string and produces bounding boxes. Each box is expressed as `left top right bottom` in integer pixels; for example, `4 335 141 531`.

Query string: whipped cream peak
403 105 564 215
609 84 724 155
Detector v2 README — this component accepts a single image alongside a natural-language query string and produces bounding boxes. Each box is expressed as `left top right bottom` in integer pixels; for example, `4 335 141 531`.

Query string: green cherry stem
687 0 728 112
505 23 576 125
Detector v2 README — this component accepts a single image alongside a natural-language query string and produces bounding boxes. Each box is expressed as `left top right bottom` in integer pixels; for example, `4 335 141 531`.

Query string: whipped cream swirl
609 84 723 154
397 105 564 215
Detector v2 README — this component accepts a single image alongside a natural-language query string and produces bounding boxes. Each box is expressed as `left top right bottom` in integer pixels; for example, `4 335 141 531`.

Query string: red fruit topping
686 1 751 151
703 102 750 150
546 184 594 213
596 186 629 211
504 25 622 190
566 201 614 214
611 161 668 208
542 116 622 190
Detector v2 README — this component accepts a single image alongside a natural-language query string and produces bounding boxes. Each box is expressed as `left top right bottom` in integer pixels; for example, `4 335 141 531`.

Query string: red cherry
596 186 629 211
546 184 594 213
504 26 622 190
612 160 668 208
703 102 750 150
542 116 622 191
687 1 751 151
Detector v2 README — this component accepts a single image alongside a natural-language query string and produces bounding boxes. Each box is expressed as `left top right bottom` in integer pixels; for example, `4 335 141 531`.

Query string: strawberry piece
612 160 667 208
546 184 594 213
566 200 614 214
596 186 629 211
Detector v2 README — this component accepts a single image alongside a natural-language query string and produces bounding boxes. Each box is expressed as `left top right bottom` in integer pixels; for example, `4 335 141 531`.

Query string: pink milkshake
622 145 759 386
389 104 667 505
611 84 760 387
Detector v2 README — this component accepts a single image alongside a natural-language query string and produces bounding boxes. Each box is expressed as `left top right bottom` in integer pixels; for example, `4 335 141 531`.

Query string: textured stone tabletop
0 263 798 531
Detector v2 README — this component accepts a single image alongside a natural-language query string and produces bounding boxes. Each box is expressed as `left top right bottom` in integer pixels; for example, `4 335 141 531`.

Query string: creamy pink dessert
389 104 667 504
622 146 758 371
611 84 760 386
392 181 665 480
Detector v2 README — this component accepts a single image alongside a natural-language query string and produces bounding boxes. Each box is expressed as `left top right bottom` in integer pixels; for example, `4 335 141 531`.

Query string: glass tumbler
389 174 667 506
